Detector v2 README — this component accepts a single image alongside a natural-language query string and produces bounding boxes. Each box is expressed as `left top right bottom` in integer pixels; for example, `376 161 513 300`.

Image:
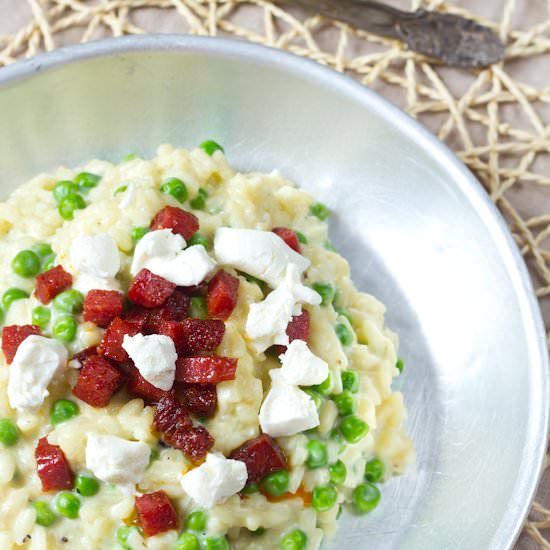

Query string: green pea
51 399 80 425
312 484 338 512
312 282 334 306
116 525 140 549
335 307 353 324
313 372 334 396
58 194 86 221
131 226 150 243
55 491 80 519
12 250 41 278
335 323 354 347
261 470 289 497
365 457 385 483
149 447 160 464
187 232 211 249
340 415 369 444
329 460 347 485
295 231 308 244
203 535 230 550
161 177 188 203
333 391 357 417
0 418 19 446
53 180 79 203
114 185 128 195
309 202 330 221
75 172 101 194
2 288 29 310
352 482 381 515
174 532 200 550
190 188 208 210
74 473 99 496
306 440 328 469
53 289 84 314
303 388 323 410
189 296 207 319
31 243 53 258
53 315 77 342
32 305 52 328
186 510 207 531
341 370 359 393
33 500 56 527
241 482 260 495
200 140 224 156
396 357 404 373
41 254 56 272
121 153 140 163
280 529 308 550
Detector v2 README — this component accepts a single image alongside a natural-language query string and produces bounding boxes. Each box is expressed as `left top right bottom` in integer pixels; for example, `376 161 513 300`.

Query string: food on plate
0 143 414 549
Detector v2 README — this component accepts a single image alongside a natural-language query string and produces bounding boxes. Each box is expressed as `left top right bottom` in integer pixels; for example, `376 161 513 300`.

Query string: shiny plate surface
0 35 547 550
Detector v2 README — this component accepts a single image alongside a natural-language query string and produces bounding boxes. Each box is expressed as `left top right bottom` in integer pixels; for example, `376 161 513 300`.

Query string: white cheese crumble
180 453 248 509
245 263 321 352
7 335 68 412
131 229 215 286
68 233 121 293
85 433 150 492
122 333 177 391
259 371 320 437
213 227 310 288
278 339 329 386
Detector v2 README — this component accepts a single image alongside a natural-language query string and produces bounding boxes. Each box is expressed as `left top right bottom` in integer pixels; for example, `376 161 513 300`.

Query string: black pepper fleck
61 537 69 543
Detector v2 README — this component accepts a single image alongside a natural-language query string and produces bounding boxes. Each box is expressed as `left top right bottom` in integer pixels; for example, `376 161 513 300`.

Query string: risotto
0 143 414 550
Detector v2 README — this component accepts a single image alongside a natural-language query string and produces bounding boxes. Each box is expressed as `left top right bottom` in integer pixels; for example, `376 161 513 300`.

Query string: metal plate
0 36 547 550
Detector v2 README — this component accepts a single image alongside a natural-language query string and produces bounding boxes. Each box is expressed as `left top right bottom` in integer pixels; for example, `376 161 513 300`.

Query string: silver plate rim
0 34 548 549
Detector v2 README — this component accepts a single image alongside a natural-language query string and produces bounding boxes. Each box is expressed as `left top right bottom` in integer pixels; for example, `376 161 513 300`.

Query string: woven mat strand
1 0 550 547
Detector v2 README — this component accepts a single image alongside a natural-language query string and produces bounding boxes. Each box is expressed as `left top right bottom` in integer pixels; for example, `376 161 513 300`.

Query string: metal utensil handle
289 0 406 38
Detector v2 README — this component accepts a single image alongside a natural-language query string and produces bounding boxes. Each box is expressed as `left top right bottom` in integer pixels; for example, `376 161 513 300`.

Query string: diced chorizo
175 355 237 385
1 324 41 364
83 290 124 328
35 265 72 304
207 270 239 320
35 437 74 491
179 384 217 418
274 309 310 355
272 227 301 253
230 434 288 483
135 491 178 536
126 365 174 403
98 317 140 363
72 355 123 407
153 396 192 433
128 269 176 308
180 319 225 354
164 426 214 463
150 206 199 241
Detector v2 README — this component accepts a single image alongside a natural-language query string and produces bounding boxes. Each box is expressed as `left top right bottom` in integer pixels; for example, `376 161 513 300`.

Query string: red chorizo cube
180 319 225 354
274 309 310 355
207 270 239 320
128 269 176 308
83 289 124 328
153 396 192 433
180 383 217 418
121 307 149 332
1 324 41 364
126 366 174 403
230 434 288 483
135 491 178 536
165 426 214 463
272 227 301 253
162 289 191 321
72 355 123 407
150 206 199 241
156 320 187 352
35 265 73 304
98 317 140 363
69 346 97 369
35 437 74 491
175 355 237 385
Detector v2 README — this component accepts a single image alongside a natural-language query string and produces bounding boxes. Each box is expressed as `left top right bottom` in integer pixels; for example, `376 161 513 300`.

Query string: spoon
285 0 506 67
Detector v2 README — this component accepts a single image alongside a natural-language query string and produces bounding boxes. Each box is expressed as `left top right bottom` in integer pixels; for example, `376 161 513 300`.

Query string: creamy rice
0 144 414 549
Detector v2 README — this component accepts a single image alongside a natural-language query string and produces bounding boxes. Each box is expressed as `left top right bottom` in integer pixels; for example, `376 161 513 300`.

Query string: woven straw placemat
1 0 550 547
